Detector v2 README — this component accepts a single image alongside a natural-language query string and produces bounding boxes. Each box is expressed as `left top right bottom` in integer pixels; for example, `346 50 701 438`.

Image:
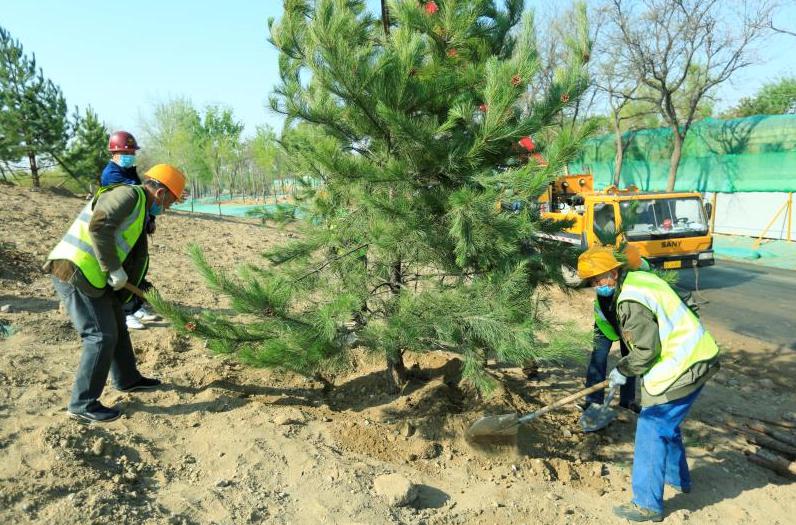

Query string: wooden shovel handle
520 379 611 423
123 282 147 300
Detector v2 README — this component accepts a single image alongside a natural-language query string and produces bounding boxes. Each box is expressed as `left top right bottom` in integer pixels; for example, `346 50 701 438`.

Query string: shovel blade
466 413 520 440
579 403 617 432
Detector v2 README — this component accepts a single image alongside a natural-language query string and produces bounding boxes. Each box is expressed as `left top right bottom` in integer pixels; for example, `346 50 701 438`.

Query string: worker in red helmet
100 131 158 330
102 131 142 186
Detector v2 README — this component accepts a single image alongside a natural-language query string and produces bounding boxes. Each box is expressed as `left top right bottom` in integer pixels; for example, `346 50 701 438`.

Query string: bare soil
1 185 794 524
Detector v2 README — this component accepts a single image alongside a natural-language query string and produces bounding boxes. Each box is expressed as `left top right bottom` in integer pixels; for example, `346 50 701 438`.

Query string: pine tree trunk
385 258 408 394
667 128 683 192
28 150 40 189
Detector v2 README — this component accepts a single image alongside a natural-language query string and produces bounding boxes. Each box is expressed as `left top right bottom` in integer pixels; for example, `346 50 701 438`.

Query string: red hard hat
108 131 140 153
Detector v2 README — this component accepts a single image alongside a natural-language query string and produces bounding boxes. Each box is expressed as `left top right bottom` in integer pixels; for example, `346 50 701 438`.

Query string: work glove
608 368 627 388
107 267 128 291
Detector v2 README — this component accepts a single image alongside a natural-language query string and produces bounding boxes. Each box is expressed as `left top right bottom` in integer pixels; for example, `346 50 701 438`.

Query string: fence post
709 192 718 235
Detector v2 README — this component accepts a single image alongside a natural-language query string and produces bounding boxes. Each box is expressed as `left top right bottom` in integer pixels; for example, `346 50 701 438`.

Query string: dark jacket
100 161 141 187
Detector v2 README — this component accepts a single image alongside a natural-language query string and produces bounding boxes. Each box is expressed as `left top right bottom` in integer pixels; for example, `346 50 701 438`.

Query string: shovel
466 379 609 441
579 385 618 432
123 282 147 299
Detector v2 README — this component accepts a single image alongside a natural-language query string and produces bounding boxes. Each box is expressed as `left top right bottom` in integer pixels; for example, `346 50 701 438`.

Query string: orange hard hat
622 244 644 270
577 246 622 280
145 164 187 202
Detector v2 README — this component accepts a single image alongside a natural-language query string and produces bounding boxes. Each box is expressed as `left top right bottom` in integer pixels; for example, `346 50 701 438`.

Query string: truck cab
539 174 715 269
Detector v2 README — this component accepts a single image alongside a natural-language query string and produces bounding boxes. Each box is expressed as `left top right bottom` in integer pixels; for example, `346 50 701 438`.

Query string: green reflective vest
47 185 147 289
594 300 620 341
594 257 649 342
617 271 719 396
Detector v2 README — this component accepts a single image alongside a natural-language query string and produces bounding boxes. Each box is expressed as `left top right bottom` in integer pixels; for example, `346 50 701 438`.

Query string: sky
2 0 795 141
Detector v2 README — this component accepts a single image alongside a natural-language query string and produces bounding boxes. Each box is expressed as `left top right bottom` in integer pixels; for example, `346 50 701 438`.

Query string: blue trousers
53 277 142 412
585 327 636 406
632 387 702 514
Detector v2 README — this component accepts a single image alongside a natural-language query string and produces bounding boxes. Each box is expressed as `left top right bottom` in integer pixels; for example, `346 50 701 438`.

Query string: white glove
107 267 128 291
608 368 627 388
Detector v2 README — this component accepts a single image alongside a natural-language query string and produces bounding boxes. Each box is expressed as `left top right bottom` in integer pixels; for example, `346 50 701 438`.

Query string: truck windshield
619 198 708 240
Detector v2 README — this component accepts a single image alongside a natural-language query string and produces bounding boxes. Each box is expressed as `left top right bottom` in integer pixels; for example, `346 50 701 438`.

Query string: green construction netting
569 115 796 193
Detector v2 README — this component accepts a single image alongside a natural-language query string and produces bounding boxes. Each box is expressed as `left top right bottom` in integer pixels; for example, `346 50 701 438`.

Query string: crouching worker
582 244 649 413
44 164 187 423
577 247 720 522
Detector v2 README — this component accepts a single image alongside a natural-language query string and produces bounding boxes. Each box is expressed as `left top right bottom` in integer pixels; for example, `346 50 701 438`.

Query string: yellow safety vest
47 185 147 289
617 271 719 396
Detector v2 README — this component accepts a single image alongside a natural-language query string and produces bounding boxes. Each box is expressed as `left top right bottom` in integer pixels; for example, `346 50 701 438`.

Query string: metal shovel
579 385 618 432
466 379 609 441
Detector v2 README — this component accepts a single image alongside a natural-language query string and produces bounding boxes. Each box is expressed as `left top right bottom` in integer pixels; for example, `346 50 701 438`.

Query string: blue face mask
116 154 136 168
596 285 615 297
149 192 165 216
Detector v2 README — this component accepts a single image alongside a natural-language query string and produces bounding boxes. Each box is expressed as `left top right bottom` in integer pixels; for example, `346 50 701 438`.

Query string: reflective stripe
61 233 97 258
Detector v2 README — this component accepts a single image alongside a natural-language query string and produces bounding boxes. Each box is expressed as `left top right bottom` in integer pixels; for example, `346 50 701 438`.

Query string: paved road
676 261 796 350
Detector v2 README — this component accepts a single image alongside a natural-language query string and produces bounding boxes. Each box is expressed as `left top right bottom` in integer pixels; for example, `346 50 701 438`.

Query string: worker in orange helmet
581 244 647 414
45 164 187 423
577 247 720 522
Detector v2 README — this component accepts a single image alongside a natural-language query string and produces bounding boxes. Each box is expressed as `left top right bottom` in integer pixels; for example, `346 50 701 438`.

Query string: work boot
117 377 162 393
133 304 159 322
67 404 121 423
613 503 663 522
126 315 145 330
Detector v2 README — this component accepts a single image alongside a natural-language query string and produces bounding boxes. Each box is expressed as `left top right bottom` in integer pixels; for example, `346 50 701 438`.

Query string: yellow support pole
709 193 718 235
753 199 789 249
788 193 793 242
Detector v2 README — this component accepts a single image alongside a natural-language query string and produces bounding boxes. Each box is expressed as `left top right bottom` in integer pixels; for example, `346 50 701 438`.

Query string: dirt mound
2 422 166 525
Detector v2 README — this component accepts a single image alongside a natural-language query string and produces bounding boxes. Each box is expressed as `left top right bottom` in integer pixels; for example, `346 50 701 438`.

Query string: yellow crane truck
538 173 715 270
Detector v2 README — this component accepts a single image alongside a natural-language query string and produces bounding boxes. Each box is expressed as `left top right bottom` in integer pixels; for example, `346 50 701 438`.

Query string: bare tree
592 25 643 186
608 0 773 190
769 21 796 38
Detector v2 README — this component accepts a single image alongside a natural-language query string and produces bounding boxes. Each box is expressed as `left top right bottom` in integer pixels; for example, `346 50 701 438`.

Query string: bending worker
582 244 647 413
577 247 720 522
44 164 187 423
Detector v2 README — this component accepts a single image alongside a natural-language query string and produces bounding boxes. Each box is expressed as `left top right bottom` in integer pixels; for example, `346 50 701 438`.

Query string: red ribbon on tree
424 2 439 14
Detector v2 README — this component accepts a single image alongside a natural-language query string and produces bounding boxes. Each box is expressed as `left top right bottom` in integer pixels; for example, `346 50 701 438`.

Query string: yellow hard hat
577 246 622 280
145 164 187 202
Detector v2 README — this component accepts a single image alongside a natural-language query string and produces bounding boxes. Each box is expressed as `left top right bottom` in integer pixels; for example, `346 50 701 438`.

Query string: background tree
607 0 773 191
247 125 283 202
198 105 244 213
152 0 594 395
59 107 109 187
0 26 69 188
142 98 209 208
723 77 796 117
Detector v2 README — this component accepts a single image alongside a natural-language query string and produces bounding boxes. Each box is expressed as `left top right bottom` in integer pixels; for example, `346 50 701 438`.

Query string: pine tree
60 107 109 186
0 26 69 188
151 0 595 394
